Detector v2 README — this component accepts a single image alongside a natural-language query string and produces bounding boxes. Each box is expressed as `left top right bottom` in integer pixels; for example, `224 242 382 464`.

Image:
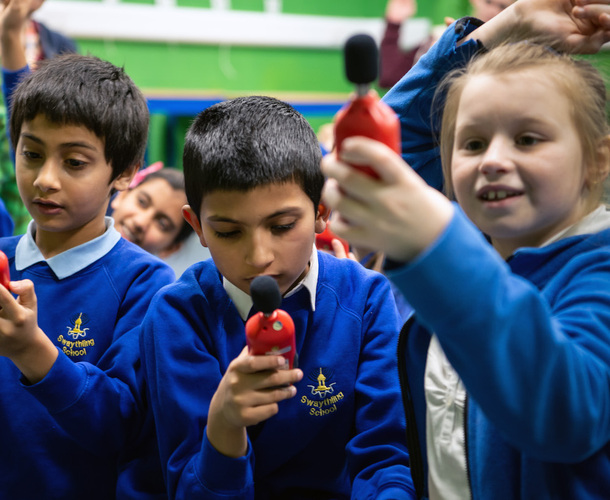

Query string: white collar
15 217 121 279
540 205 610 247
224 245 318 321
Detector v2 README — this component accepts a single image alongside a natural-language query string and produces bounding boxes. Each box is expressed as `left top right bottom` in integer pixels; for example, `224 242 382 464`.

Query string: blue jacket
141 252 415 499
0 232 174 499
384 18 610 500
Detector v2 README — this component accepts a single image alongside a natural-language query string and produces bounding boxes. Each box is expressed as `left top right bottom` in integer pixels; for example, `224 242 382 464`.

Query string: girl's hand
573 0 610 30
467 0 610 54
207 347 303 457
321 137 454 263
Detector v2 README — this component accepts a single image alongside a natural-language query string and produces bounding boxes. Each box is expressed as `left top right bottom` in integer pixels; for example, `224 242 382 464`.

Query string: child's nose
479 137 514 176
132 208 155 233
245 232 274 269
33 161 61 192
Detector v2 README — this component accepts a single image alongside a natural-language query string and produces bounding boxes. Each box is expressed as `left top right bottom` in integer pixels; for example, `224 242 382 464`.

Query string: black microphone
250 275 281 315
344 33 378 89
334 33 401 178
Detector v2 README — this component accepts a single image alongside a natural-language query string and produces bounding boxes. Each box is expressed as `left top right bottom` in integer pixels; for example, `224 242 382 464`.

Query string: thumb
11 279 37 308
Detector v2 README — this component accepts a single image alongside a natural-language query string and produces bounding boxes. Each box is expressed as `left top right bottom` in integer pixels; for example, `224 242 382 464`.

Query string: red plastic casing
334 92 401 178
0 250 9 289
245 309 296 369
315 222 350 254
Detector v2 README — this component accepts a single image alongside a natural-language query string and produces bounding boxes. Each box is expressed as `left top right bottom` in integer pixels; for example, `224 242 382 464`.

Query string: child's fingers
236 376 301 425
323 136 417 189
0 279 36 318
10 279 36 308
331 238 348 259
0 278 18 313
236 350 293 374
572 4 610 32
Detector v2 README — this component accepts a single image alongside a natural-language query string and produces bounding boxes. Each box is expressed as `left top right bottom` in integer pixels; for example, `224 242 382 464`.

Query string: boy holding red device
0 12 174 495
140 95 415 499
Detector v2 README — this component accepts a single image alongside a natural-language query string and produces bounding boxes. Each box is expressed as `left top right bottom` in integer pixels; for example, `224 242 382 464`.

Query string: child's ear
110 190 127 211
586 135 610 191
182 205 209 248
112 163 139 193
315 203 331 234
596 135 610 182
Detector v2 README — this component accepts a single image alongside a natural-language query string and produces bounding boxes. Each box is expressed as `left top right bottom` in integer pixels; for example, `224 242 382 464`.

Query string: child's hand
385 0 417 24
470 0 610 54
0 0 32 34
0 0 31 70
207 347 303 458
0 279 57 383
331 238 357 260
573 0 610 31
321 136 454 263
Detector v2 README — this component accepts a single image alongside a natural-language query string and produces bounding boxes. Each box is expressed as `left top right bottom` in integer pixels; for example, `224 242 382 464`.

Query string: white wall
36 0 431 49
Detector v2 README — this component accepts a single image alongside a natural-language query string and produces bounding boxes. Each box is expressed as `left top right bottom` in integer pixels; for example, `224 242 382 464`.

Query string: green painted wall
70 0 610 167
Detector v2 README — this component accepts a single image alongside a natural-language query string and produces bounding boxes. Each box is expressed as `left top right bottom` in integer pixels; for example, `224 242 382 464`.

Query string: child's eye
65 158 87 169
516 135 540 147
137 196 150 209
21 150 42 161
463 139 485 152
272 222 296 234
215 230 240 239
157 217 173 233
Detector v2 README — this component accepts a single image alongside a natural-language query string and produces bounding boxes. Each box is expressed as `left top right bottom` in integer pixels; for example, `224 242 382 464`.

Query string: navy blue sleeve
382 18 484 192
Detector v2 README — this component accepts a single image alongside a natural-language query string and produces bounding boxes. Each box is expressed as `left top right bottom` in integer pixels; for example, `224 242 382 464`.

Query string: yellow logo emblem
66 312 89 339
300 367 344 417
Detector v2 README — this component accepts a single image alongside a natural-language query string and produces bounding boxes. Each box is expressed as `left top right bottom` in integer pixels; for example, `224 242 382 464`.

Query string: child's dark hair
137 167 193 245
183 95 324 215
10 53 149 181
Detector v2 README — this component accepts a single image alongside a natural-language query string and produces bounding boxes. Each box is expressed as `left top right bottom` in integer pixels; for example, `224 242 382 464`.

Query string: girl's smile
451 71 591 258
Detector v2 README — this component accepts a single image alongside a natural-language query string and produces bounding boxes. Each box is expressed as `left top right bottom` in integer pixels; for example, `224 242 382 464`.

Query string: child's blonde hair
439 42 610 206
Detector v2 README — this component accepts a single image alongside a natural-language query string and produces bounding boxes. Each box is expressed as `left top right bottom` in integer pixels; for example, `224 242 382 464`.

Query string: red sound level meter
245 276 297 369
0 250 9 289
315 222 350 255
334 34 401 179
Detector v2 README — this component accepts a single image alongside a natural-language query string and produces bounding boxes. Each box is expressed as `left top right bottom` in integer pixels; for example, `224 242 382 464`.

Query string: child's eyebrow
20 132 100 152
59 141 100 152
207 207 303 224
20 132 44 145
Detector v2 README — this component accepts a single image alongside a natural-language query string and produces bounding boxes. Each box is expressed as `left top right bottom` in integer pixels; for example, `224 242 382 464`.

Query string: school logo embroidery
56 312 95 358
300 367 344 417
66 312 89 339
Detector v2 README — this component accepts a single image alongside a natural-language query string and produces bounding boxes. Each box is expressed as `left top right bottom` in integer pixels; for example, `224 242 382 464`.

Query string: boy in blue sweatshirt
0 52 175 498
140 95 415 499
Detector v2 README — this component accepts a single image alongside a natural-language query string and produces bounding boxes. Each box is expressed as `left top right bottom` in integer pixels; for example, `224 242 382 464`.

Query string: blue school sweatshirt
0 221 174 499
141 251 415 499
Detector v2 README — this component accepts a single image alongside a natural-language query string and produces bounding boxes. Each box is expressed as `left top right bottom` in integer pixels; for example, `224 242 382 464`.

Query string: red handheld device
334 34 401 179
0 250 9 289
315 222 350 255
245 275 297 369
